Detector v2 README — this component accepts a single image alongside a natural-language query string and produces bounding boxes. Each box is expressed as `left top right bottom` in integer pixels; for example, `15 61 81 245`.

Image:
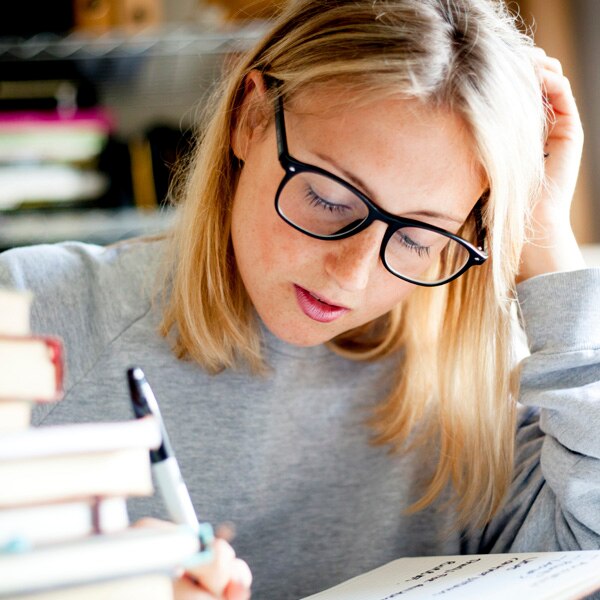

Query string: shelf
0 207 174 250
0 22 267 250
0 22 268 62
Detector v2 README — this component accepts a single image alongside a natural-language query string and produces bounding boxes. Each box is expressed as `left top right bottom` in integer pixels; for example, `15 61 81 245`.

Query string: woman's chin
260 314 340 348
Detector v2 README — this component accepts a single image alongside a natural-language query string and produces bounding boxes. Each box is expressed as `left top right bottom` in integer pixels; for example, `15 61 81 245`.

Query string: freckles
273 218 316 265
368 277 414 314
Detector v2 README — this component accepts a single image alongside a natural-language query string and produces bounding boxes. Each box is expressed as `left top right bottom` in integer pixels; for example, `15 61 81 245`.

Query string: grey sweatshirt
1 238 599 599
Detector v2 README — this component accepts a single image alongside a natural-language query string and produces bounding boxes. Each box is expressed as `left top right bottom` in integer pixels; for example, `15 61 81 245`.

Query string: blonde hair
161 0 546 528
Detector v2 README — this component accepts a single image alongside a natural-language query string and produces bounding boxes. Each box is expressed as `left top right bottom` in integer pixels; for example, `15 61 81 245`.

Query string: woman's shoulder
0 236 168 394
0 236 166 343
0 237 164 298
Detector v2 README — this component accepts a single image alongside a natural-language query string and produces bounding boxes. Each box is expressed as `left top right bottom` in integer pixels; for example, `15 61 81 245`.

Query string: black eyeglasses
272 92 488 287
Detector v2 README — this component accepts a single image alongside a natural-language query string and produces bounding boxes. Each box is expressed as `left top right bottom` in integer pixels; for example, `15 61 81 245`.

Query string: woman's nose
323 223 385 292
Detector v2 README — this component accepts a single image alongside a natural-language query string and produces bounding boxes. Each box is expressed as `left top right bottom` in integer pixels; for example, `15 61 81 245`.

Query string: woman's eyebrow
313 150 465 225
405 210 464 225
313 150 378 200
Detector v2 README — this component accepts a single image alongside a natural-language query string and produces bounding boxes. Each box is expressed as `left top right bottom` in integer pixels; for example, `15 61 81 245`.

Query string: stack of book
0 104 113 212
0 288 200 599
0 288 61 432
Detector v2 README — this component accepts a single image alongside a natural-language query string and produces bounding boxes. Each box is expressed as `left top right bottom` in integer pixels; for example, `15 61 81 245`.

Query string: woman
1 0 598 598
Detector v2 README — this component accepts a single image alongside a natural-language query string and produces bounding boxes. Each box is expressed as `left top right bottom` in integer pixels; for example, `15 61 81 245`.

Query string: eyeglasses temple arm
474 197 488 255
273 93 289 160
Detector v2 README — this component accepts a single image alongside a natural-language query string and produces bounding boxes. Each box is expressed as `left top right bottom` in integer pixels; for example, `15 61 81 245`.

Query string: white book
0 164 108 209
7 573 174 600
0 525 199 596
0 400 31 433
0 417 161 507
0 416 160 460
0 288 31 336
0 335 63 402
0 497 130 549
302 551 600 600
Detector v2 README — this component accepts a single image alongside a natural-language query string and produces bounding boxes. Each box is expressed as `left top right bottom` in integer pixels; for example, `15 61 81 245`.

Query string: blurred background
0 0 598 260
517 0 599 254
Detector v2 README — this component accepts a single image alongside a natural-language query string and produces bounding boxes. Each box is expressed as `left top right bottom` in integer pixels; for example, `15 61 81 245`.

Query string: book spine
45 337 65 402
0 108 115 131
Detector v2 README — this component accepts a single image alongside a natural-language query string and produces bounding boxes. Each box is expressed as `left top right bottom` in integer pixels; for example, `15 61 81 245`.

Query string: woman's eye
396 231 431 257
304 188 350 212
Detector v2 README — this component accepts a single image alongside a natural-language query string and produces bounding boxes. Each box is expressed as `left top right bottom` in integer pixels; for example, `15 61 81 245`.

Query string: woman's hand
517 47 586 282
133 518 252 600
174 536 252 600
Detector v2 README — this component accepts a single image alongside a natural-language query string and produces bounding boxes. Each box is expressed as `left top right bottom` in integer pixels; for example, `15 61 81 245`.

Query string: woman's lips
293 284 350 323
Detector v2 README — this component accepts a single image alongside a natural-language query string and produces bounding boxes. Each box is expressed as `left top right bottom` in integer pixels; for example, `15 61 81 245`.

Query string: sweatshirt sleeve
467 267 600 553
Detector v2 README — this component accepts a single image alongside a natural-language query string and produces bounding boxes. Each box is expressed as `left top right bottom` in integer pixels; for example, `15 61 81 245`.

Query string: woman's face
231 84 486 346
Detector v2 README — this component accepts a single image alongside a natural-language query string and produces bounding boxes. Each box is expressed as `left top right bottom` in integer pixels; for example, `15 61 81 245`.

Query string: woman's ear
231 70 270 164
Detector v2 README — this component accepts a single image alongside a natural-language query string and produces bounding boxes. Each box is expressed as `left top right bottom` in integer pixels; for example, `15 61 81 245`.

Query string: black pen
127 366 211 548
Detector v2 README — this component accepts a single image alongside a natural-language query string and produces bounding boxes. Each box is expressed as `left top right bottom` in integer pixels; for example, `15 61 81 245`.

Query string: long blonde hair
161 0 546 528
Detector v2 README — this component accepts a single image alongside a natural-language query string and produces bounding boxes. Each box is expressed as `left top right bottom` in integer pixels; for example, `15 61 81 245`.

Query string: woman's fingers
185 538 252 599
516 46 586 281
131 516 173 529
173 576 220 600
173 571 252 600
539 66 579 120
222 558 253 600
131 519 252 599
530 49 583 205
531 49 582 140
530 46 563 75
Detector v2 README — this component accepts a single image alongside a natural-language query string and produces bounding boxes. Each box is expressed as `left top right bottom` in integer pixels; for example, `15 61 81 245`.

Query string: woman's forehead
283 88 487 208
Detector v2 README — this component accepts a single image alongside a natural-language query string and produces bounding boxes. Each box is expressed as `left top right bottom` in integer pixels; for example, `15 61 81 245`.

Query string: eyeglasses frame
272 90 488 287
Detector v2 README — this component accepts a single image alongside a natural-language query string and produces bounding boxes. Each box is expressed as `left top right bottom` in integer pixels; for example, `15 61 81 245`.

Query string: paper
303 551 600 600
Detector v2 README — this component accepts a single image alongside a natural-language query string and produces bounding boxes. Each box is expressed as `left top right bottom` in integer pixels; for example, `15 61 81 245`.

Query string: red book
0 107 115 131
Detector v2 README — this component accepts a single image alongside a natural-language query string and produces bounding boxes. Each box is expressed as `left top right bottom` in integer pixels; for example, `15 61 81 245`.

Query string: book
10 573 173 600
0 335 64 402
0 400 32 433
0 417 161 507
0 288 192 599
0 288 32 336
0 79 93 113
0 108 113 163
0 163 109 210
301 551 600 600
0 524 199 596
0 288 63 432
0 496 129 549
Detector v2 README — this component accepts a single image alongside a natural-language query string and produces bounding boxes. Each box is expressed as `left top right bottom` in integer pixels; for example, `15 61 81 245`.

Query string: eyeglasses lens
384 227 470 284
277 172 470 284
277 171 369 236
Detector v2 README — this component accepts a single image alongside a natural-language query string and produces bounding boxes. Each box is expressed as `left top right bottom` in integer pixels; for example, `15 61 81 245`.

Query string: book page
303 551 600 600
0 415 160 460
